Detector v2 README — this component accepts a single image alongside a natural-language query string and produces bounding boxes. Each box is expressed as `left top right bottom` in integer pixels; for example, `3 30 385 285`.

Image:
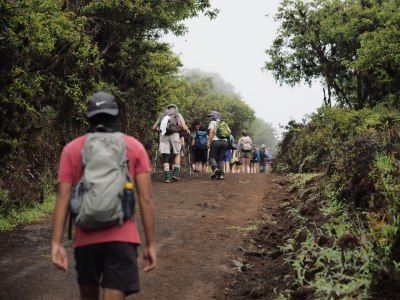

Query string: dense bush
274 106 400 298
0 0 215 214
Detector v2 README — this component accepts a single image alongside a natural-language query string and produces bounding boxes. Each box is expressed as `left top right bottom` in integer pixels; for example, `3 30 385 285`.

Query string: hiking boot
218 174 224 180
172 167 180 181
164 171 171 183
210 168 221 179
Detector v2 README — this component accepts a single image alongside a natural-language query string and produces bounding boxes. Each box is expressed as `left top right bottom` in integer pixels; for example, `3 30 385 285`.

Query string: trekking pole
186 132 192 179
153 149 158 173
152 131 160 175
188 143 192 178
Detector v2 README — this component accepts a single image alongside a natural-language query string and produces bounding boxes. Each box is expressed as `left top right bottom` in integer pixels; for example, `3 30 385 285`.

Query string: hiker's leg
103 288 125 300
159 135 172 181
245 157 251 173
216 141 227 174
208 141 218 170
79 285 99 300
240 157 245 173
201 150 208 172
161 154 171 182
75 245 102 300
173 152 181 165
171 133 181 180
194 149 201 172
102 243 139 298
171 133 181 159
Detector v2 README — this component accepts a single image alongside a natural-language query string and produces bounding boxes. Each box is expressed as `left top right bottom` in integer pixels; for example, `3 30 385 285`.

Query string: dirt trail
0 172 289 300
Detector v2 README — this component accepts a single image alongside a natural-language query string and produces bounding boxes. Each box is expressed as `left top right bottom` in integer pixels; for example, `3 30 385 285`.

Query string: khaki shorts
159 132 181 154
240 151 252 158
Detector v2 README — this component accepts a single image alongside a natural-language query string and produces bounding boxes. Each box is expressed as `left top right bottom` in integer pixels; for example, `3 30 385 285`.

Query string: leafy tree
249 118 278 154
0 0 216 211
170 70 256 137
0 0 102 206
265 0 400 109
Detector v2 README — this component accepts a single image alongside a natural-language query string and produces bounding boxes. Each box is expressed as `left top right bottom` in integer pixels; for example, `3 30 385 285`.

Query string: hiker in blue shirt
192 124 208 173
250 146 260 173
224 134 235 174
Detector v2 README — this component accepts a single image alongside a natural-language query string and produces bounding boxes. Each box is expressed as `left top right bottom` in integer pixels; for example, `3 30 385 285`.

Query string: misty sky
163 0 324 134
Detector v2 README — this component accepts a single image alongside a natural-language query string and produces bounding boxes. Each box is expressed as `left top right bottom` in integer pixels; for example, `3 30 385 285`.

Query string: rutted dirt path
0 173 289 300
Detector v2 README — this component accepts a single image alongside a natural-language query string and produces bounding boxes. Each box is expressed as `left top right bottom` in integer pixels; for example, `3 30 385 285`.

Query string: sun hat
207 111 221 120
167 104 178 109
86 92 119 118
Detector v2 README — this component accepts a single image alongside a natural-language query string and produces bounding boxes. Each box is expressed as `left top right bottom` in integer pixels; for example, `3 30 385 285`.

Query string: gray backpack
161 107 183 135
69 132 131 230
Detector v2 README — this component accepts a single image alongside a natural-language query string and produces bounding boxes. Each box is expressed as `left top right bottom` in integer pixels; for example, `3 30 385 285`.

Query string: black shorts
75 242 139 295
193 148 208 163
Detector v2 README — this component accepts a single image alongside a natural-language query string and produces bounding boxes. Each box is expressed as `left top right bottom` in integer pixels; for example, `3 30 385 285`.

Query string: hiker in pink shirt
52 92 156 300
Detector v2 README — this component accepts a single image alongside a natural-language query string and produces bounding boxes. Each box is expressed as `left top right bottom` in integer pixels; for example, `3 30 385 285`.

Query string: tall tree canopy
171 69 256 138
0 0 216 207
265 0 400 109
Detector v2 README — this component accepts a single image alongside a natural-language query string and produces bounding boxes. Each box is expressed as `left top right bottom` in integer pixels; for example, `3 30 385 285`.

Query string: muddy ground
0 172 292 300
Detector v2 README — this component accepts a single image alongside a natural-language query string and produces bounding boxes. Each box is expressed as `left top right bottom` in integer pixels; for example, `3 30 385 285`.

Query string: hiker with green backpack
152 104 190 183
207 111 231 180
52 92 156 299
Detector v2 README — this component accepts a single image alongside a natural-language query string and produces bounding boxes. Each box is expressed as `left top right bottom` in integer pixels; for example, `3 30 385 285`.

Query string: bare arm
208 128 214 148
152 118 161 131
181 123 190 134
51 182 72 271
135 173 156 272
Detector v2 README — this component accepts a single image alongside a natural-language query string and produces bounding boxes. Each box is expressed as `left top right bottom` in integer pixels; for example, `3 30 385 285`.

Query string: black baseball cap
86 92 119 118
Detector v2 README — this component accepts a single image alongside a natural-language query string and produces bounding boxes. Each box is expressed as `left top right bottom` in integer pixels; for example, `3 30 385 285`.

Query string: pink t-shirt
57 134 151 248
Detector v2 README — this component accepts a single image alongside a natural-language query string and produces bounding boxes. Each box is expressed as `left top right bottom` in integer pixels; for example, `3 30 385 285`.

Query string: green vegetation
0 1 277 228
267 0 400 297
0 182 55 231
279 174 378 298
265 0 400 109
273 107 400 298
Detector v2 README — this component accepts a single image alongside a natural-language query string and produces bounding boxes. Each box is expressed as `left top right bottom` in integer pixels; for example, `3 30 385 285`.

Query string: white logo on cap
95 101 106 106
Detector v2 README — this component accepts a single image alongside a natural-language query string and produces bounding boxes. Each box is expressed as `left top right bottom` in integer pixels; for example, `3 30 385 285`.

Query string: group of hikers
152 104 273 183
51 93 272 300
190 127 272 175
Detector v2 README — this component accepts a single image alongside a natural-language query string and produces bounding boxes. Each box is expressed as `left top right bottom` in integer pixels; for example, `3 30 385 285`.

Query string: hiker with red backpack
52 92 156 299
207 111 231 180
192 124 208 173
152 104 190 183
